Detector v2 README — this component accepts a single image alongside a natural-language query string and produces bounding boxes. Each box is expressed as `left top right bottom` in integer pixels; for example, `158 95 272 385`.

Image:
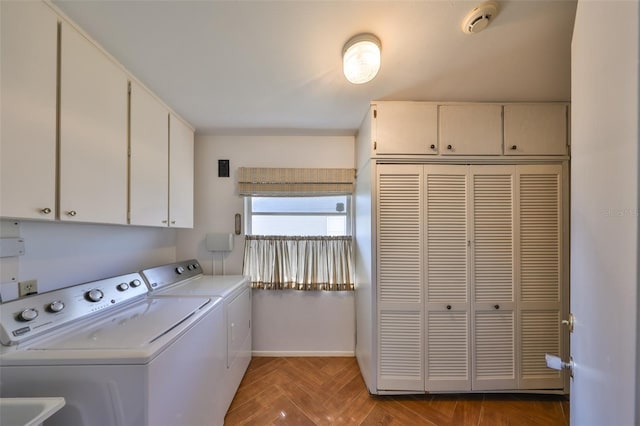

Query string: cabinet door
0 1 57 220
169 114 194 228
130 81 169 226
504 104 567 155
59 22 128 224
470 165 517 390
517 164 564 389
424 165 471 391
374 102 438 155
376 164 424 391
227 286 252 369
439 105 503 155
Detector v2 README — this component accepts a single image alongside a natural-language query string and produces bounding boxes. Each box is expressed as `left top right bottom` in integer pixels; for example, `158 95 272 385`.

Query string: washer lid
29 296 220 351
155 275 249 300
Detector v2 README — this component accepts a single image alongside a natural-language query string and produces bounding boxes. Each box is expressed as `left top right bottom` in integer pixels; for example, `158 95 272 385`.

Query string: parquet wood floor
225 357 569 426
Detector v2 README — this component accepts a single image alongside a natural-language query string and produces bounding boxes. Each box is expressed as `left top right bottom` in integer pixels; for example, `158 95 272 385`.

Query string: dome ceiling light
461 1 499 34
342 33 381 84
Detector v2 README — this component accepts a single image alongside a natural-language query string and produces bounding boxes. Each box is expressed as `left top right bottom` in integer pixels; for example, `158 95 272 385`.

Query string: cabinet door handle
446 305 452 310
447 144 453 150
162 220 168 224
430 144 436 150
67 210 77 217
41 207 52 214
510 145 517 150
171 220 176 224
494 304 500 310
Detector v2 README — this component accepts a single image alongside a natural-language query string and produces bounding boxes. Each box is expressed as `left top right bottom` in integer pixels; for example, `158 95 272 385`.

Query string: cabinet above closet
359 101 569 163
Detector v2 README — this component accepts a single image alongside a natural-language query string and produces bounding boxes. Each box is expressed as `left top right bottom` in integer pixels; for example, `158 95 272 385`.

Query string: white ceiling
52 0 577 135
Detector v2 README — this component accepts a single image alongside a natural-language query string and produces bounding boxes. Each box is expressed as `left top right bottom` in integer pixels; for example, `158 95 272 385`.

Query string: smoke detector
461 1 499 34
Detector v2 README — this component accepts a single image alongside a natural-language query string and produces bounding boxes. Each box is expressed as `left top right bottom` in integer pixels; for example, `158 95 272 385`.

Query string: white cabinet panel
1 1 57 220
130 81 169 226
424 165 470 391
374 102 438 155
439 105 502 156
504 104 567 155
470 166 517 390
376 164 424 391
59 22 128 224
517 164 564 389
169 114 194 228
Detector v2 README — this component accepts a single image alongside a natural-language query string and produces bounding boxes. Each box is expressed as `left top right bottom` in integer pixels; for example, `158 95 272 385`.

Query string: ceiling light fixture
342 33 381 85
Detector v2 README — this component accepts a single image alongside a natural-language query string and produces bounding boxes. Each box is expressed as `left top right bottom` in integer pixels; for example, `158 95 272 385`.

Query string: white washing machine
0 272 227 426
141 260 251 416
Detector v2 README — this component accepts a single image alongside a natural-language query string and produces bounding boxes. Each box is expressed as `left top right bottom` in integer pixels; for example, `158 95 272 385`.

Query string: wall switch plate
18 279 37 297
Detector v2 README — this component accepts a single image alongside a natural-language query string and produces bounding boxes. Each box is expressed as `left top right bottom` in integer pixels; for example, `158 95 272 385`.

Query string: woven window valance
237 167 355 196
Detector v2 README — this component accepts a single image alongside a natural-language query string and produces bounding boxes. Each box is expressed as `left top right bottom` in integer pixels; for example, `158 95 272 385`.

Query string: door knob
562 313 575 333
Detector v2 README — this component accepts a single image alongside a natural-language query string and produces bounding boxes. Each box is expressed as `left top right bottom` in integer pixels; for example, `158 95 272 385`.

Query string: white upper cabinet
439 105 503 155
129 81 170 226
0 1 57 220
59 21 128 224
169 114 194 228
374 102 438 155
504 104 568 155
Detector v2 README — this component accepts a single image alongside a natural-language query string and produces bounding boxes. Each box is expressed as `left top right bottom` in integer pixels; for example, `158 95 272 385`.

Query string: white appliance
0 272 227 426
141 260 251 416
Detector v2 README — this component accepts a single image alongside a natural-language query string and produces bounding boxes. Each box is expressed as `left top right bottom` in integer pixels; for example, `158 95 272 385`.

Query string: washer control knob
130 279 142 288
19 308 39 321
176 266 185 275
86 289 104 302
49 300 65 313
117 283 129 292
187 264 194 270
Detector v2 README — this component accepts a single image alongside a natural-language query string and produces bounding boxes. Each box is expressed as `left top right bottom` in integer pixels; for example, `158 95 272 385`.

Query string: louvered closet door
470 165 517 390
376 164 424 391
424 165 471 391
517 164 564 389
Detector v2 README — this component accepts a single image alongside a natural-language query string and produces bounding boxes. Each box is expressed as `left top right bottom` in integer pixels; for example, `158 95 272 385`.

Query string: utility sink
0 397 65 426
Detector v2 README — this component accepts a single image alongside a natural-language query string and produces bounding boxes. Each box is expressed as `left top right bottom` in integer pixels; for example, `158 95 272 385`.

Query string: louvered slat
427 312 469 379
473 174 514 302
474 311 515 379
427 173 468 302
378 173 422 303
379 311 423 378
520 174 560 302
521 311 561 379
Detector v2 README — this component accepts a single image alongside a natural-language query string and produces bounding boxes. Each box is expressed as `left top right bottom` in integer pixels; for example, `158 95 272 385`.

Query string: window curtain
237 167 355 196
243 235 354 291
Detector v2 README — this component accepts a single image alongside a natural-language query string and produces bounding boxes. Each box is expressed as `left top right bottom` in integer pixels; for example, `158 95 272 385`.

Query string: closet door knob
494 304 500 310
41 207 52 214
446 305 452 310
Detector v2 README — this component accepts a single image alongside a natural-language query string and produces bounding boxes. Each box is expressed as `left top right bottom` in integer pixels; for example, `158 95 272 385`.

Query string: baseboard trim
252 351 355 357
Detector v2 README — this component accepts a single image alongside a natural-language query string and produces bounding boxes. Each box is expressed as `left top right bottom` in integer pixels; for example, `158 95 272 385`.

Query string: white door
570 2 638 425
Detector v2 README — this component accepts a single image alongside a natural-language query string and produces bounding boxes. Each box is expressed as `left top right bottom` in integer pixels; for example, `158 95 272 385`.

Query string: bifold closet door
470 165 517 391
376 164 424 391
424 165 471 391
517 164 564 389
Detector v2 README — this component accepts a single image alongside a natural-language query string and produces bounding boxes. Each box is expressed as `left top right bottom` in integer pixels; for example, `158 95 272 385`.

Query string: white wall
2 221 176 299
176 134 356 355
571 1 638 425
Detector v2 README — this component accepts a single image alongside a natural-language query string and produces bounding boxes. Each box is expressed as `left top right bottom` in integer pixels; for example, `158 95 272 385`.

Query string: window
245 195 351 236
